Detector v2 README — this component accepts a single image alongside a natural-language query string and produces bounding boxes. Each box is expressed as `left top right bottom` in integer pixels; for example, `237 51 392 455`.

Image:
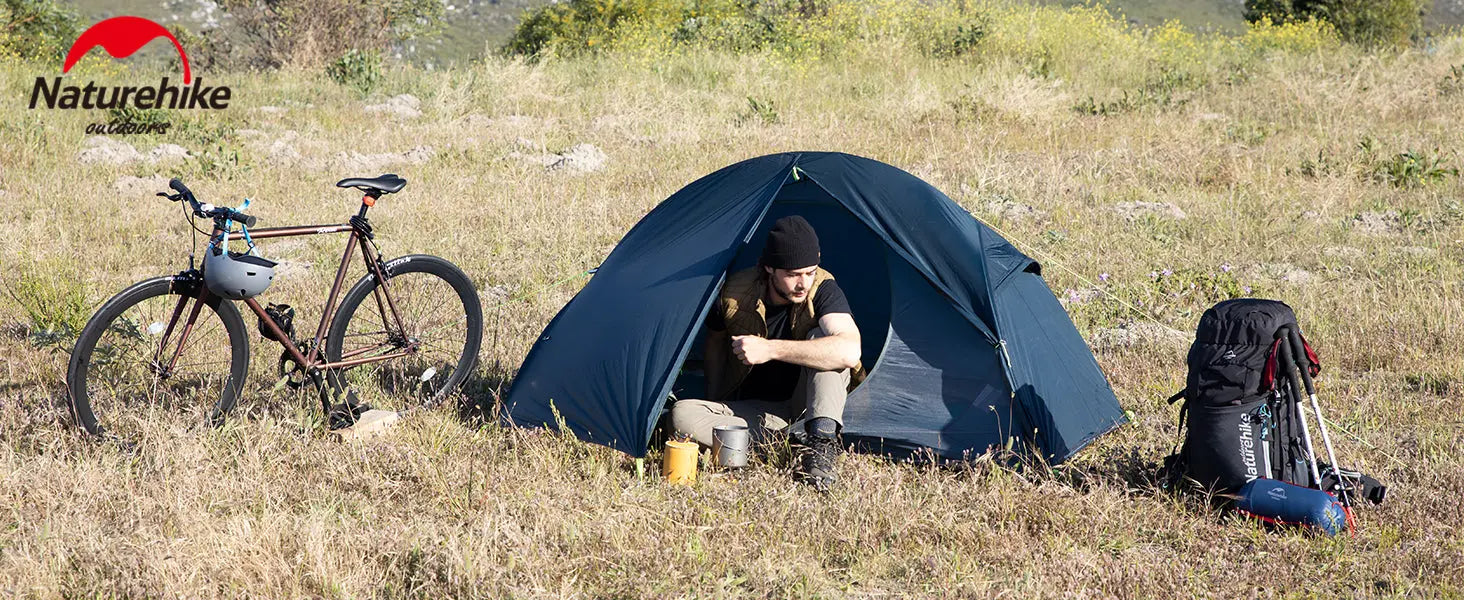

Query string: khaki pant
670 328 850 448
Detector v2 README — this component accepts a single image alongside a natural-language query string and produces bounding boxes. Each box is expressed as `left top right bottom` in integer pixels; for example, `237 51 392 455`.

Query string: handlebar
162 178 259 227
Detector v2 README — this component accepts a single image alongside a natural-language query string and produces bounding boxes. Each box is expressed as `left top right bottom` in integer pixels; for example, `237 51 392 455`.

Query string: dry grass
0 16 1462 598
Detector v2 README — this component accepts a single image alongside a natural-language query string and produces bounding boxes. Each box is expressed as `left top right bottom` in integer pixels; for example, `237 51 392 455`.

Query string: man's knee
808 365 851 387
670 399 713 434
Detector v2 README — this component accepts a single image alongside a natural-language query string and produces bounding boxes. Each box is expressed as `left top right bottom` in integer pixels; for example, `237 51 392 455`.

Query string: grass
1 3 1463 596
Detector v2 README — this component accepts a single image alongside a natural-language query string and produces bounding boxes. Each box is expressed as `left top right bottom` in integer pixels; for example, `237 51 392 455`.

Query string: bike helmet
203 245 276 300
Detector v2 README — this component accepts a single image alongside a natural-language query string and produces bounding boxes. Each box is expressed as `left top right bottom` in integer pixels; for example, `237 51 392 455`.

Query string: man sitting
671 215 861 489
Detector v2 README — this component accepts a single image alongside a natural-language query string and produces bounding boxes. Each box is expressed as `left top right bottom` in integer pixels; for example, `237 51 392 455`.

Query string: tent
503 152 1125 463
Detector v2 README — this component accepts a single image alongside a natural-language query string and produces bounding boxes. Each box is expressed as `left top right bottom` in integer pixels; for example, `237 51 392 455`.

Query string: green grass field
3 1 1464 597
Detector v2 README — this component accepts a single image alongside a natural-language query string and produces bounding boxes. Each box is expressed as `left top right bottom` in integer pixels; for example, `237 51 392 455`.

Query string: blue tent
504 152 1125 463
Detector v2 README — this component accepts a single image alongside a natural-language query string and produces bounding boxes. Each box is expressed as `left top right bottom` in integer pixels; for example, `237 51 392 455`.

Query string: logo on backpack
1237 412 1258 480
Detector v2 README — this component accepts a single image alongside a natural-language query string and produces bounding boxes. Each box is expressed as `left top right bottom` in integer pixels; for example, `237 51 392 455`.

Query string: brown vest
709 267 863 402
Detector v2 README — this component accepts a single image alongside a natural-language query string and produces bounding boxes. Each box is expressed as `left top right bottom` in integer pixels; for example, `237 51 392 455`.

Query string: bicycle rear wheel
325 255 482 411
67 276 250 436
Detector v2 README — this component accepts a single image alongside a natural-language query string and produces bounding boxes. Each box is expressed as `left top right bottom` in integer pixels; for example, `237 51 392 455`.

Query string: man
671 215 862 489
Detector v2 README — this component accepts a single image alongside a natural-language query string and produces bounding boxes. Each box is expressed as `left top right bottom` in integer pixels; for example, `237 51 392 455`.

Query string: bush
503 0 989 60
327 48 383 94
4 254 89 348
208 0 443 69
1243 0 1425 47
0 0 79 61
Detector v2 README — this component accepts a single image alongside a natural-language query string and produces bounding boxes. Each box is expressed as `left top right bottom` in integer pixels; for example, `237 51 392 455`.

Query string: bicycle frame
154 200 414 382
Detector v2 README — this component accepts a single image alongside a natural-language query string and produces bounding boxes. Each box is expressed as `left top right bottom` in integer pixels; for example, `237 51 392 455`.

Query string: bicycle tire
325 255 482 411
66 275 250 435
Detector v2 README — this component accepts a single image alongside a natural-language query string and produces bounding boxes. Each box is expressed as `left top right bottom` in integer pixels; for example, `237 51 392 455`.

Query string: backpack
1164 299 1387 507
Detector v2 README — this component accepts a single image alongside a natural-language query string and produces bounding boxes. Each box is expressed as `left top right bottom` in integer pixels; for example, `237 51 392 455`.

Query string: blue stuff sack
1236 478 1350 536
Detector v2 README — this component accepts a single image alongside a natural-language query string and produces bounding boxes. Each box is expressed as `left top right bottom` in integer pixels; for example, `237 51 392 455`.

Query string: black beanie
760 215 820 270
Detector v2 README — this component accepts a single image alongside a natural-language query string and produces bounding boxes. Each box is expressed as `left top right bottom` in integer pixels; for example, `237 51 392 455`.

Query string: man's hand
731 335 777 366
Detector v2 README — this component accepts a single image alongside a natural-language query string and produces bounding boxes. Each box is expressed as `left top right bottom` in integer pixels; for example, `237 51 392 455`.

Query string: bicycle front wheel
325 255 482 411
66 276 250 436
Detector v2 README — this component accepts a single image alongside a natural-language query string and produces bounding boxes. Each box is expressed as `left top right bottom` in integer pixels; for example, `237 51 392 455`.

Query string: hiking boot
798 434 840 491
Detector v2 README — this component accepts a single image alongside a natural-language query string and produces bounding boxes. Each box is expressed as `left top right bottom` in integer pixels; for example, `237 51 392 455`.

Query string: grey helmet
203 245 276 300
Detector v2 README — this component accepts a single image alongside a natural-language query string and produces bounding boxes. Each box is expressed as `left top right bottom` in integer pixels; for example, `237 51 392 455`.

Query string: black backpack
1164 299 1386 504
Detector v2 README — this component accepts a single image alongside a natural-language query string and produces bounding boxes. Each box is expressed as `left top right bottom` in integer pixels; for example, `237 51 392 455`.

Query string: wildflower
1220 263 1232 272
1099 272 1110 282
1243 286 1252 294
1162 268 1173 276
1150 270 1159 279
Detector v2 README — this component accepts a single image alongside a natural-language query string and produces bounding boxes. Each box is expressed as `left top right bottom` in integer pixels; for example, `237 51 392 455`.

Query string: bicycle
66 175 483 436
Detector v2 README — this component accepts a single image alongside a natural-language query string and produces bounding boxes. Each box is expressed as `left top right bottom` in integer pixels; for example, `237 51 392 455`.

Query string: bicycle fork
151 284 212 379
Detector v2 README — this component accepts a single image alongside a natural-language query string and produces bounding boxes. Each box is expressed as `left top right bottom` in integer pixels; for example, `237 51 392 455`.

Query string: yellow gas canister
662 440 698 484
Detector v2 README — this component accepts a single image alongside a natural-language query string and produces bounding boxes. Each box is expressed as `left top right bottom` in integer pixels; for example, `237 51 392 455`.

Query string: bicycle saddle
336 174 407 195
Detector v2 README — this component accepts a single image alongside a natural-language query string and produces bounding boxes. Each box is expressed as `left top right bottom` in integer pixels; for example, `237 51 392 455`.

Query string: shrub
208 0 444 69
1237 14 1339 53
0 0 78 61
4 254 89 348
1243 0 1425 47
503 0 990 60
327 48 383 94
1367 149 1459 188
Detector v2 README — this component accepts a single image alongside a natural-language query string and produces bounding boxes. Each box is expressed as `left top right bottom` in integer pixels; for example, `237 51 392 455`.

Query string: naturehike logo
29 16 231 131
1238 413 1257 480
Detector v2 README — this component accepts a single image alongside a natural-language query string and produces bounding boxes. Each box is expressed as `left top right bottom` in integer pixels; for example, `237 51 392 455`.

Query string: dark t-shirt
708 279 852 401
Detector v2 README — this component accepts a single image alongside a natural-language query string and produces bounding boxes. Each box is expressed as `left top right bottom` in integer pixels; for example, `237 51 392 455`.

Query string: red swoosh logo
62 16 191 84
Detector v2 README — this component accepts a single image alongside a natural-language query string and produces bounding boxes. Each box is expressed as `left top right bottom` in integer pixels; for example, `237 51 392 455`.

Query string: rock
77 136 144 165
1112 201 1186 221
983 198 1044 222
334 145 434 172
364 94 422 120
511 143 608 175
1089 321 1190 352
1352 210 1400 235
148 144 191 163
265 139 301 165
401 146 435 164
545 144 607 174
1248 262 1316 287
113 174 170 196
78 137 190 165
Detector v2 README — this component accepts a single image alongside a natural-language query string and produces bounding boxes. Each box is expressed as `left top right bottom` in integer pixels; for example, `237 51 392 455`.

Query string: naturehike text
29 77 231 110
1238 414 1258 479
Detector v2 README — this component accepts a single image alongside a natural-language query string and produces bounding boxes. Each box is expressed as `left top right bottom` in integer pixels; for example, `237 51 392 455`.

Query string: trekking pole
1275 331 1324 489
1285 327 1353 506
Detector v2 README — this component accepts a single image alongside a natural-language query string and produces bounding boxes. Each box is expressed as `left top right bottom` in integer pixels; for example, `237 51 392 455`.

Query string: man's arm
731 312 860 372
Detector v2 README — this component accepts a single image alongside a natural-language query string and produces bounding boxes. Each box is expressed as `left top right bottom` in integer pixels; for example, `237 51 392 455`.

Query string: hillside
59 0 1464 65
4 1 1464 597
